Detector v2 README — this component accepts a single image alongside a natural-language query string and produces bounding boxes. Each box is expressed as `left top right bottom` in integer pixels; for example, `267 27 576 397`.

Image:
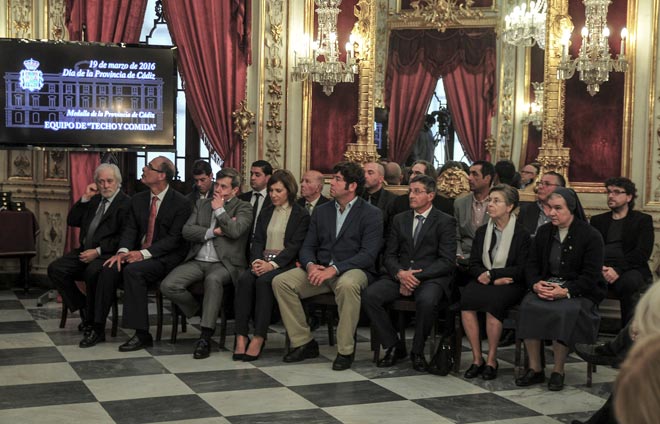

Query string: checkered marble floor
0 288 615 424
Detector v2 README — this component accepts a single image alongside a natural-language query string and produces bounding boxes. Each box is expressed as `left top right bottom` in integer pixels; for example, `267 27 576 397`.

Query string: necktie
305 202 313 215
252 192 261 219
84 198 107 250
413 215 425 247
142 196 158 249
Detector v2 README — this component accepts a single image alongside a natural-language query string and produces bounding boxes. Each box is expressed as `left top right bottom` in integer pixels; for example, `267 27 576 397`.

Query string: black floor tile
0 381 95 409
71 357 171 380
415 393 541 423
0 346 66 366
177 368 282 393
290 380 404 408
146 337 219 356
0 300 24 310
550 410 599 424
227 408 340 424
102 394 221 424
0 320 42 334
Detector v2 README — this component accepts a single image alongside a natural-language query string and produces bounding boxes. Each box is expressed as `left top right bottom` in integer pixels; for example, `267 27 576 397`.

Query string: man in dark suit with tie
296 169 329 214
160 167 252 359
238 160 273 225
363 174 456 372
49 163 130 334
81 156 191 350
186 159 215 205
273 161 383 371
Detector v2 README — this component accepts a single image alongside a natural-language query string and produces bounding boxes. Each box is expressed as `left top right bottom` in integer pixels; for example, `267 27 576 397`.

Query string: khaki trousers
272 267 367 355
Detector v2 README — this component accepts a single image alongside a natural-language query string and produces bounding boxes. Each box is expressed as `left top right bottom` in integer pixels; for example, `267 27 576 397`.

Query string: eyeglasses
537 181 559 187
486 197 504 204
606 189 627 195
147 163 165 173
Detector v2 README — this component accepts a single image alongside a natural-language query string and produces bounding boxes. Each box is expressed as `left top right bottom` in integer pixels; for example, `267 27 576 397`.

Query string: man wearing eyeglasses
517 171 566 236
589 177 653 326
363 174 456 372
86 156 191 351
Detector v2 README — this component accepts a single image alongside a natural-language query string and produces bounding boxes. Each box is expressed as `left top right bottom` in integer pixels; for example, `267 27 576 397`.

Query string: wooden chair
371 298 463 373
59 284 119 337
168 282 231 349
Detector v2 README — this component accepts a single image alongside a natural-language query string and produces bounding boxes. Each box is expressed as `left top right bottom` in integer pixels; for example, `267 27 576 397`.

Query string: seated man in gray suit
272 161 383 371
363 175 456 372
454 160 494 260
160 167 253 359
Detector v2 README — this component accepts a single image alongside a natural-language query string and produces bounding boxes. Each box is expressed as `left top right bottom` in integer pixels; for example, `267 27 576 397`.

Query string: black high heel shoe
233 335 250 361
243 340 265 362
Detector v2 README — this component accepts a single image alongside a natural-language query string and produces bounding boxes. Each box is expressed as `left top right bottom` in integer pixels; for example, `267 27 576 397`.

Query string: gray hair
94 163 122 186
489 184 519 209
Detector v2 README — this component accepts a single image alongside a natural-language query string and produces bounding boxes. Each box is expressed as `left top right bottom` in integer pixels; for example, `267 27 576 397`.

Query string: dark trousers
47 250 104 322
363 277 446 354
609 269 649 325
95 259 167 331
234 267 287 338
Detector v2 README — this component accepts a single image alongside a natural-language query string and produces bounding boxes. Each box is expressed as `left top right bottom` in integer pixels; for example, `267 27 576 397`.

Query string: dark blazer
296 194 330 211
250 202 310 268
299 197 383 281
119 187 192 272
526 219 607 304
517 201 543 235
389 192 454 217
67 191 131 257
239 190 273 214
468 220 530 286
185 182 215 205
590 210 654 280
182 196 253 284
384 207 456 297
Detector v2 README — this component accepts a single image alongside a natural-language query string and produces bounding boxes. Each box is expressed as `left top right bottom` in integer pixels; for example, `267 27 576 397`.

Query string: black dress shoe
79 330 105 348
243 341 265 362
574 343 619 366
515 369 545 386
377 344 408 367
410 352 429 372
332 352 354 371
283 339 319 363
193 338 211 359
464 360 485 379
548 371 565 391
118 334 153 352
482 361 499 380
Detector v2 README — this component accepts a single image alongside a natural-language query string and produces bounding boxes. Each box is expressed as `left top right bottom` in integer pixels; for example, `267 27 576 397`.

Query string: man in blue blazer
363 175 456 371
86 156 191 351
273 161 383 371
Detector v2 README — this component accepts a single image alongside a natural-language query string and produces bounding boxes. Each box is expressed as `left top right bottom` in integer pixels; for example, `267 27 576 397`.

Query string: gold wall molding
7 0 35 38
42 211 63 259
262 0 286 168
44 151 67 181
496 43 516 161
9 151 33 180
389 0 490 32
233 99 256 144
344 0 380 164
44 0 66 40
373 0 396 108
646 0 660 206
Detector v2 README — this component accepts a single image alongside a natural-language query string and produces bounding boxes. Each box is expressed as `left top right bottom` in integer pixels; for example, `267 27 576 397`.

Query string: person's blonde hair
614 333 660 424
630 281 660 340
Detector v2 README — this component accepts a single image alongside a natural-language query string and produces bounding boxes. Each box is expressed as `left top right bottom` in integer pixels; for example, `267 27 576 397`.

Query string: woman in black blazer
461 185 530 380
233 170 310 361
516 187 606 391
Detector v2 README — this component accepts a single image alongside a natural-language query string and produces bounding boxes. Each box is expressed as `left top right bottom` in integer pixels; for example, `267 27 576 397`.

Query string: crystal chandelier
556 0 628 96
502 0 546 49
522 82 544 131
291 0 359 96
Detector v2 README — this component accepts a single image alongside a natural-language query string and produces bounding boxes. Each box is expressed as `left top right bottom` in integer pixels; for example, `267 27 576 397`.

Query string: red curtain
64 0 146 252
162 1 250 169
385 29 496 163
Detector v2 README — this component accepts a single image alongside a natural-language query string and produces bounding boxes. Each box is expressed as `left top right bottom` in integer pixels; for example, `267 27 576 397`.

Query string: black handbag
429 336 454 376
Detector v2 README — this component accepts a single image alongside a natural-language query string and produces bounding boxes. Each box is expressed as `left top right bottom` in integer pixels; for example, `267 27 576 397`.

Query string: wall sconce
522 81 543 131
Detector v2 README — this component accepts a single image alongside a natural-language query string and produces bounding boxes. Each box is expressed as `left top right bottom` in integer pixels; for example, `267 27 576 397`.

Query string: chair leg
452 313 463 373
371 326 380 363
326 307 335 347
156 290 163 342
181 314 187 333
170 305 179 344
514 339 522 377
59 303 68 329
587 361 593 387
110 298 118 338
219 307 227 350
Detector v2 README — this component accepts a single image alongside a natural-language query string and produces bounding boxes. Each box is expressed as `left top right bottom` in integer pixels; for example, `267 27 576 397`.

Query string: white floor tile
0 402 114 424
57 342 151 362
260 362 367 386
0 309 34 322
201 387 316 417
0 362 79 386
325 400 453 424
84 374 194 402
155 353 253 374
0 332 54 349
496 386 606 415
373 374 488 399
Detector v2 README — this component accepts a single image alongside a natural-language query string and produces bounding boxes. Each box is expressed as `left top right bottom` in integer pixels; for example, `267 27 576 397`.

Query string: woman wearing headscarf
461 185 530 380
515 187 606 391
